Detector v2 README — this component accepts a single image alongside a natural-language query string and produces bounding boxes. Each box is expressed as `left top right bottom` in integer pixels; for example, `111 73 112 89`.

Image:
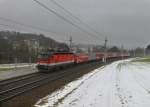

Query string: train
36 49 129 72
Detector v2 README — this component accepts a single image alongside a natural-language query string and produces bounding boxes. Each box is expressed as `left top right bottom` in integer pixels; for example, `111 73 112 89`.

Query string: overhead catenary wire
0 17 92 43
0 23 70 42
50 0 102 37
50 0 104 44
0 23 13 27
0 17 64 36
32 0 102 40
0 23 23 31
0 23 35 36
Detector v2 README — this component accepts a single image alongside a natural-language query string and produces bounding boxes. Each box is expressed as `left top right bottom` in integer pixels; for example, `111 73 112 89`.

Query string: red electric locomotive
36 48 129 72
36 49 104 72
37 50 75 72
36 47 107 72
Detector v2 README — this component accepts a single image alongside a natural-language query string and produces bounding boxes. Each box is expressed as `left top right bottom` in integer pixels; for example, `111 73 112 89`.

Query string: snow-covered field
0 63 36 69
35 59 150 107
0 63 37 80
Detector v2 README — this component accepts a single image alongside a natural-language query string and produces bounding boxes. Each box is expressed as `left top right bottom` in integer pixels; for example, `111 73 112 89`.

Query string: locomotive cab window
38 52 53 59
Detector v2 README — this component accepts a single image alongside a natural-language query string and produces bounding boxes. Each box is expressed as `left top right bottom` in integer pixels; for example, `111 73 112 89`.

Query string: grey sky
0 0 150 49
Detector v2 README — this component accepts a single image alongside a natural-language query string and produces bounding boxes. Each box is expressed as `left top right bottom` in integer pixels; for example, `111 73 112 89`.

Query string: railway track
0 62 100 103
0 58 122 104
0 72 46 102
0 72 42 86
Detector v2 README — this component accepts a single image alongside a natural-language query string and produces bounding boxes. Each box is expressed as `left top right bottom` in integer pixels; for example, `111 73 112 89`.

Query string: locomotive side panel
37 52 75 72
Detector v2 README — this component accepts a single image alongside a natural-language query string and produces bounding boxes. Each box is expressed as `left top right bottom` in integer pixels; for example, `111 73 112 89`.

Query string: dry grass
132 56 150 62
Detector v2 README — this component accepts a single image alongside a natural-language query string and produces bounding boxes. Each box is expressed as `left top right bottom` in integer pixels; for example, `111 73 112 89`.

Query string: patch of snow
0 63 36 69
35 59 150 107
0 63 37 80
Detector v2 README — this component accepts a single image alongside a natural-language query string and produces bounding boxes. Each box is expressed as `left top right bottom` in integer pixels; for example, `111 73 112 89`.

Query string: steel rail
0 72 68 103
0 72 40 86
0 60 117 103
0 64 85 103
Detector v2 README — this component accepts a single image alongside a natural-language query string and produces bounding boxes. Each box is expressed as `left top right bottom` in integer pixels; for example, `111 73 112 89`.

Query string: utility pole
121 45 124 60
36 40 40 56
104 37 108 63
143 48 146 57
13 41 18 70
69 36 72 52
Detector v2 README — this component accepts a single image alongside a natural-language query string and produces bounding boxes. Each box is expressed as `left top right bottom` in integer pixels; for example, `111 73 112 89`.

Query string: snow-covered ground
35 59 150 107
0 63 36 69
0 63 37 80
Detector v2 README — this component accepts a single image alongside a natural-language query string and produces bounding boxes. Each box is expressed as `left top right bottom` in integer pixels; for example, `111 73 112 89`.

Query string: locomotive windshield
38 52 53 59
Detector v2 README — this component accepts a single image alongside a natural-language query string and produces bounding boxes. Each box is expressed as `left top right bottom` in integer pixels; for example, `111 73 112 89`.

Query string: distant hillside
0 31 69 49
0 31 69 63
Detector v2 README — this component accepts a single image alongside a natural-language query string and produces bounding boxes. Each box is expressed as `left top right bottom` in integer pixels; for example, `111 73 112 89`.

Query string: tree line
0 31 69 64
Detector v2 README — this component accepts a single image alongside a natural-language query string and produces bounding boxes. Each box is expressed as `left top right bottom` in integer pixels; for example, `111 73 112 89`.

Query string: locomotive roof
53 52 74 54
39 51 74 55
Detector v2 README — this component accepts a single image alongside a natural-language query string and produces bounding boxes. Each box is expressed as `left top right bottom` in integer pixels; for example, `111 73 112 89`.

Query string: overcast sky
0 0 150 49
